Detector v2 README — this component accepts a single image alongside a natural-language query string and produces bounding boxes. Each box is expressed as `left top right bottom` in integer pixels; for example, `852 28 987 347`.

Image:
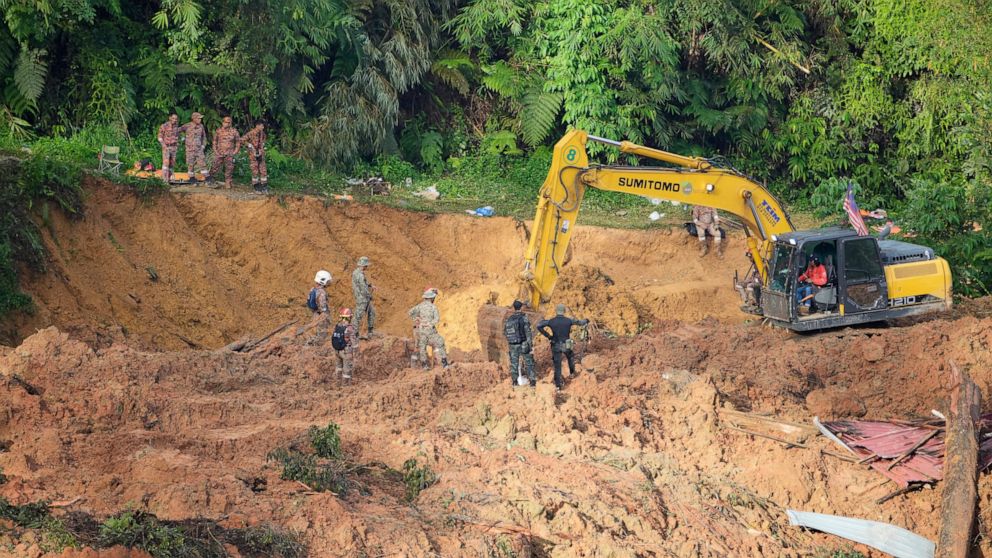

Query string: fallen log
241 319 298 352
936 361 981 558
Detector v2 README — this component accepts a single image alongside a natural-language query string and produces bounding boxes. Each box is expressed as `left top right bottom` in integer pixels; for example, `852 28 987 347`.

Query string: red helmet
339 308 353 318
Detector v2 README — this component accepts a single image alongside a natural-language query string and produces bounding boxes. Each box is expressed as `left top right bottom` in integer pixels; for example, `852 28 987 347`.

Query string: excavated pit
2 180 992 557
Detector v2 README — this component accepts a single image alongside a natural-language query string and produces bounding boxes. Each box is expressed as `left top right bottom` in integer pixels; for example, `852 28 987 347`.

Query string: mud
3 178 748 352
2 182 992 556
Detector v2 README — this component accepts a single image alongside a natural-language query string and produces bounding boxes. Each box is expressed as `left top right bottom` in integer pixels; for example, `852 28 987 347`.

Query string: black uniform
504 311 535 386
536 314 588 389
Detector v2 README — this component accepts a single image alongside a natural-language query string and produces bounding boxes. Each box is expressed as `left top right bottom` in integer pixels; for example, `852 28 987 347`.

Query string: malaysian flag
843 183 869 236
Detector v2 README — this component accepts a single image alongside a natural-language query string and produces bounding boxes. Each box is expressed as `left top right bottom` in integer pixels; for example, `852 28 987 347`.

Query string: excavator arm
521 129 795 308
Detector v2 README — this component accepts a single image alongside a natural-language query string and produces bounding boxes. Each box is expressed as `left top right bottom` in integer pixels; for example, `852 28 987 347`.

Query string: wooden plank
718 409 819 438
935 361 981 558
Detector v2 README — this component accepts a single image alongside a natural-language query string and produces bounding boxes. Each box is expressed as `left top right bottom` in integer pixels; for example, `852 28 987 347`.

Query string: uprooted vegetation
0 497 305 557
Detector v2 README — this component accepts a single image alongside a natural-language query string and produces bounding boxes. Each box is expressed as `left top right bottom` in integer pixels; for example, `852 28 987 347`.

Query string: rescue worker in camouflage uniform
180 112 208 180
408 288 449 370
210 116 241 189
157 113 180 184
504 300 536 388
241 122 268 192
351 256 376 339
309 270 332 344
332 308 359 385
692 205 724 258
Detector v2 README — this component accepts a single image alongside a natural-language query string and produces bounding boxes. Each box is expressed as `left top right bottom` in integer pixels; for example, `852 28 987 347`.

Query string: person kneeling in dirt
536 304 588 391
408 288 449 370
331 308 359 385
504 300 536 388
306 270 332 344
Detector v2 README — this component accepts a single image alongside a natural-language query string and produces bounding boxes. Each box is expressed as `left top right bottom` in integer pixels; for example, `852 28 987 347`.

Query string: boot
716 242 725 259
699 242 709 257
442 358 450 369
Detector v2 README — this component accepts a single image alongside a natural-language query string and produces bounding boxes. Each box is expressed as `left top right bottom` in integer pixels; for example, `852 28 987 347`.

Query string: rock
862 339 885 362
805 386 866 418
489 415 516 441
510 432 537 451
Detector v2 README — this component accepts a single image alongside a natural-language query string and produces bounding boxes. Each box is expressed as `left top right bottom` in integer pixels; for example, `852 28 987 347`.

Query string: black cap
512 300 523 310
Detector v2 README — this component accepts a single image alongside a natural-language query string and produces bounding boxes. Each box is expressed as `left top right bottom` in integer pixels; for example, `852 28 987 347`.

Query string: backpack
503 313 527 344
331 324 348 350
306 287 320 312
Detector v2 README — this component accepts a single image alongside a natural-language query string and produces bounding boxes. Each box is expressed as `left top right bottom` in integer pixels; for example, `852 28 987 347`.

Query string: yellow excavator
478 130 953 359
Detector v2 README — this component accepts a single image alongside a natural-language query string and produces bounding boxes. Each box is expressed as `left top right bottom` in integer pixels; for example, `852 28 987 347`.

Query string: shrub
308 422 342 459
402 458 438 502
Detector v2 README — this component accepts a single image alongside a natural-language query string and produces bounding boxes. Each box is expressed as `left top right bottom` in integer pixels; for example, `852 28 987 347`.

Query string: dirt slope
2 179 748 351
1 308 991 556
3 183 992 556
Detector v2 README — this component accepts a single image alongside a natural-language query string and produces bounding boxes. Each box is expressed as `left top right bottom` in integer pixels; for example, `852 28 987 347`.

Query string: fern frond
0 29 16 74
419 130 444 168
13 49 47 103
431 51 473 94
481 61 521 97
519 89 562 146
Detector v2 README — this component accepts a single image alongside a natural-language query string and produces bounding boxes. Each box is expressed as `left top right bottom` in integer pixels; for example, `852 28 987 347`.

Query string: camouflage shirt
312 286 329 314
242 127 266 153
158 121 181 147
408 301 440 330
692 205 717 224
342 321 359 353
352 268 372 301
180 122 206 147
213 127 241 156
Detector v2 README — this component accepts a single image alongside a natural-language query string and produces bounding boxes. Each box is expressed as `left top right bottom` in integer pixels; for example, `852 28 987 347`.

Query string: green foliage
227 524 306 558
0 497 51 528
267 447 351 494
308 422 342 459
99 512 191 558
808 179 858 219
402 458 438 501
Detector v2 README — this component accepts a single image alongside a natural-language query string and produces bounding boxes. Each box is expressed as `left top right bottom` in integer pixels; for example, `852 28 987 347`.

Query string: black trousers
551 349 576 388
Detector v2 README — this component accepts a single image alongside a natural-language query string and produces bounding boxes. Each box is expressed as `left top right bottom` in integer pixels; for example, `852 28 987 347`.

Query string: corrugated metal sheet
787 510 934 558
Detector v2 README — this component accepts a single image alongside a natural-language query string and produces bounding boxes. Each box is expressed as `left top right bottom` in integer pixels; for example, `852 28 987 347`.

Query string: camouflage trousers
508 343 535 384
249 150 267 184
695 221 722 242
211 152 235 186
417 327 446 366
335 349 354 380
186 145 208 177
161 146 178 183
354 297 376 336
311 312 329 345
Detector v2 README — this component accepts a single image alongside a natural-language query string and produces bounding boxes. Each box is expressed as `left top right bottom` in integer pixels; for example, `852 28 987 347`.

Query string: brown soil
2 178 749 352
2 180 992 557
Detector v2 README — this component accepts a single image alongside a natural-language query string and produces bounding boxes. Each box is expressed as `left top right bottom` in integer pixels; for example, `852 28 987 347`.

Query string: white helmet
314 270 332 286
423 288 437 299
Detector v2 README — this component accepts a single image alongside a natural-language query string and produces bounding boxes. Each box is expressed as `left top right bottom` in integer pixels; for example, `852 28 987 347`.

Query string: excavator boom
521 130 793 308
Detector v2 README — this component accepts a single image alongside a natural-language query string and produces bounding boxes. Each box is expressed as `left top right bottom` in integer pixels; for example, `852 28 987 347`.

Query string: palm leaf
13 49 47 103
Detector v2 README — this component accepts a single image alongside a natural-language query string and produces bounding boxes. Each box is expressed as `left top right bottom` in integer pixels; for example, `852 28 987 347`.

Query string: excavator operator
796 256 827 312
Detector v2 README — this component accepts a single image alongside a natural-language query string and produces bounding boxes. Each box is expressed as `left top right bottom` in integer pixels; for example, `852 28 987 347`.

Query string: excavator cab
761 229 948 331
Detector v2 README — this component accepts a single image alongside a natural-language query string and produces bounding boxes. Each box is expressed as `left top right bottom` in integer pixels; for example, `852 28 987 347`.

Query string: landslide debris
0 302 990 556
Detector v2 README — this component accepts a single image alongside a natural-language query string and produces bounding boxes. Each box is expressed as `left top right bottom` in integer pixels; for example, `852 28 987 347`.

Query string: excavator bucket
477 304 544 367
